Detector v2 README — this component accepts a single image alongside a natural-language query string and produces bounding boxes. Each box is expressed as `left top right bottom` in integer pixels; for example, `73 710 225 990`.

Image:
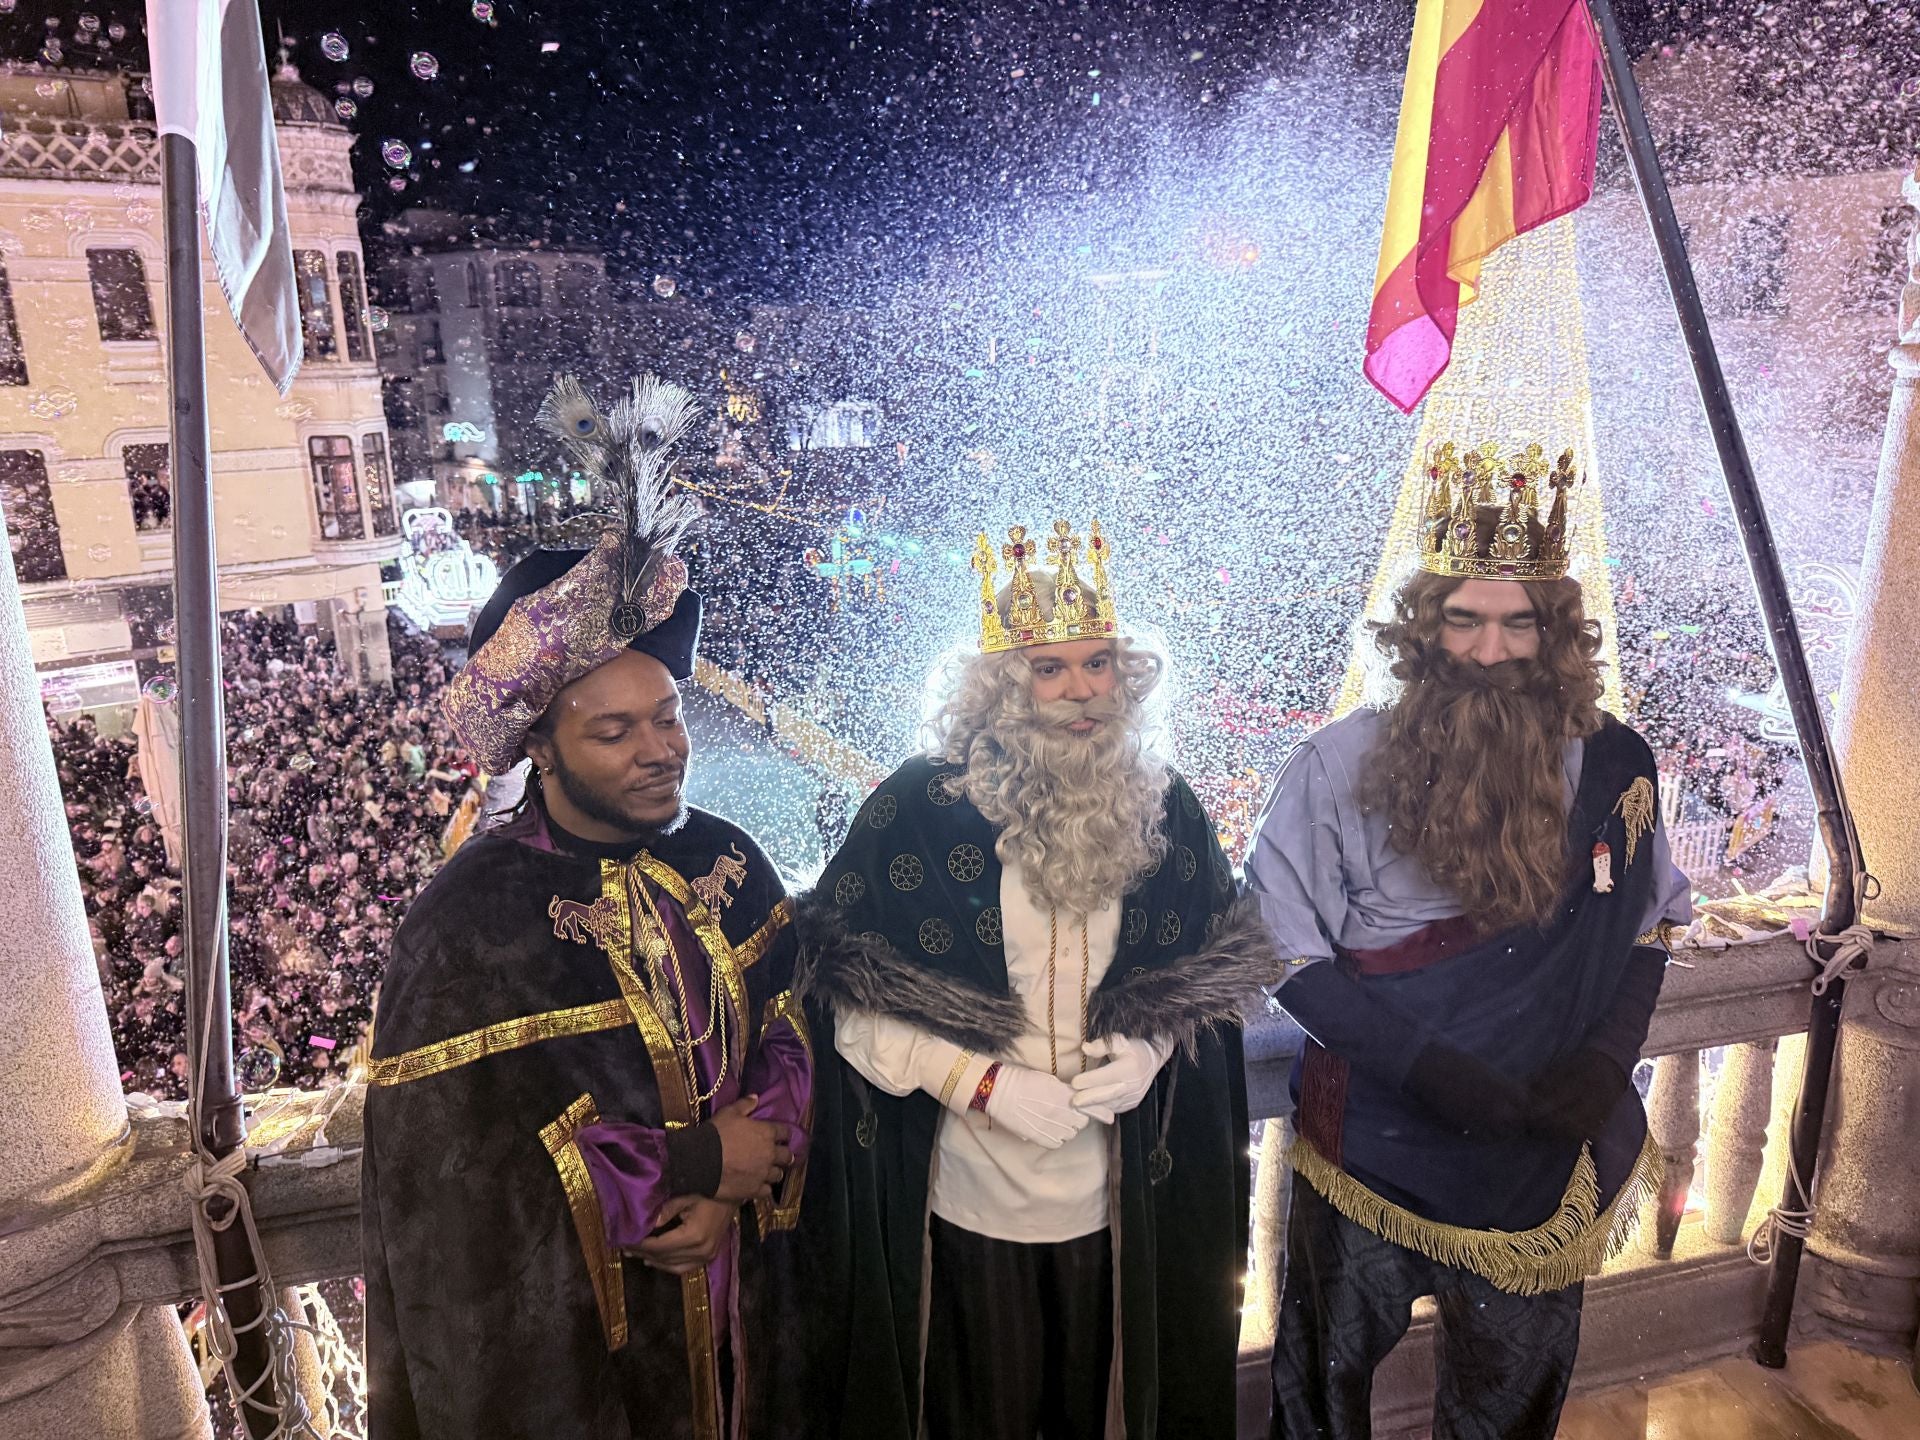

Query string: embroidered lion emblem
549 894 624 954
690 844 750 912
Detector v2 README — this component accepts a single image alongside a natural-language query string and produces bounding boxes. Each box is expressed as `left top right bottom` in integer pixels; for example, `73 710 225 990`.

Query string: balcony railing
0 117 161 183
34 897 1885 1438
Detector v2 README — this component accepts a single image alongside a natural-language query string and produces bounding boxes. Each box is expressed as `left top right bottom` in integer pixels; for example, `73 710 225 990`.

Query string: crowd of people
51 610 478 1099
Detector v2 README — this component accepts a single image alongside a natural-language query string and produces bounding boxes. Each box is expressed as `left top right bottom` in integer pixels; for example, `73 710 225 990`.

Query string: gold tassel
1284 1132 1663 1297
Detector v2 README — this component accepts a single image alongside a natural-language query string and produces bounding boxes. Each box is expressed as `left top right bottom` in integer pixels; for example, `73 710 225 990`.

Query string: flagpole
1583 0 1868 1369
160 127 279 1435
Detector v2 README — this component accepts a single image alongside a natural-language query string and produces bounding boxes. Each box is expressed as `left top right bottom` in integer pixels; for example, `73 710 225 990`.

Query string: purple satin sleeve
744 1012 813 1162
574 1121 673 1250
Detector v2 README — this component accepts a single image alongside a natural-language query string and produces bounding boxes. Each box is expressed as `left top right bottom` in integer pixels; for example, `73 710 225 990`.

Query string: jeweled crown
972 519 1120 653
1417 441 1582 583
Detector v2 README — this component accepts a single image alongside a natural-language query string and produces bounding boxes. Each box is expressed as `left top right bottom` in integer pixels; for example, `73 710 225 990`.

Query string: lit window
295 250 337 360
308 435 364 540
362 433 397 537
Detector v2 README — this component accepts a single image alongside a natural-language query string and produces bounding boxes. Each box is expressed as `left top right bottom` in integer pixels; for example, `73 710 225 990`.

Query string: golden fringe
1284 1131 1663 1297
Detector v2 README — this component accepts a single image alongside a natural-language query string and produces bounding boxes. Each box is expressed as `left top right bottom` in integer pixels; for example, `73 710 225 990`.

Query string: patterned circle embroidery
948 843 986 883
888 854 926 892
927 772 962 806
1177 844 1198 883
866 794 899 829
976 906 1003 946
1123 908 1149 946
1141 851 1162 879
833 871 866 908
1213 851 1233 895
859 931 887 948
919 917 955 955
1156 910 1182 946
1180 784 1202 820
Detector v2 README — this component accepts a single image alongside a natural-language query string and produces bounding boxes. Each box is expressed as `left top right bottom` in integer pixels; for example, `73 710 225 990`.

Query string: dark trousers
1271 1177 1583 1440
923 1216 1113 1440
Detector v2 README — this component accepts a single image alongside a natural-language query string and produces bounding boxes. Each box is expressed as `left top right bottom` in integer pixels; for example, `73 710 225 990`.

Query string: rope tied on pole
1804 922 1875 999
185 1147 322 1439
1739 922 1873 1272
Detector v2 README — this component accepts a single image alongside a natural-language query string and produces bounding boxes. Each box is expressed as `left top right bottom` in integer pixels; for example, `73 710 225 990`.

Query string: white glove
985 1063 1090 1149
1069 1034 1175 1124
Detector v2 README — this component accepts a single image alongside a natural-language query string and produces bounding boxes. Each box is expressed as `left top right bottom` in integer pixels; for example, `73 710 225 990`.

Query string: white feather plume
536 372 703 583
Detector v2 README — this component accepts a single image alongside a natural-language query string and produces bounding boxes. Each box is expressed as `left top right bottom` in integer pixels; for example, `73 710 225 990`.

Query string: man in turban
362 377 813 1439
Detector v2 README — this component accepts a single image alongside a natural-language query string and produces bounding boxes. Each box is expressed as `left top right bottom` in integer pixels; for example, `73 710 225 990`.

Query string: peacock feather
536 373 704 595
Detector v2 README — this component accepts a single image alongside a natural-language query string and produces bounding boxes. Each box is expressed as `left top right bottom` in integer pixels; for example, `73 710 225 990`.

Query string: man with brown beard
800 521 1280 1440
1252 444 1691 1440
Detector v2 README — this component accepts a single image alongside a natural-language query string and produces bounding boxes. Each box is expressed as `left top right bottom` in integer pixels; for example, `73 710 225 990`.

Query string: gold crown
972 519 1120 653
1416 441 1582 583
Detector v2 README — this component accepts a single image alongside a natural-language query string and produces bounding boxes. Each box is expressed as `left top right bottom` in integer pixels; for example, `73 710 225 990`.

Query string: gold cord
1046 907 1092 1079
631 869 730 1109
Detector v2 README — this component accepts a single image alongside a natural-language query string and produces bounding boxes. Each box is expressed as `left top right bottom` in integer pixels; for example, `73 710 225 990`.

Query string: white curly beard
935 651 1170 917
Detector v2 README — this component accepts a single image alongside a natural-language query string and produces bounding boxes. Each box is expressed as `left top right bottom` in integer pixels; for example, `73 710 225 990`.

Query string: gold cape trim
734 896 795 972
752 989 813 1236
1285 1131 1662 1297
366 999 632 1087
595 860 694 1126
594 860 724 1440
541 1092 628 1352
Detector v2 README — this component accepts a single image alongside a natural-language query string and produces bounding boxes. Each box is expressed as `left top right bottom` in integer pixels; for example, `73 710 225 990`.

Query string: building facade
0 63 399 711
371 209 628 516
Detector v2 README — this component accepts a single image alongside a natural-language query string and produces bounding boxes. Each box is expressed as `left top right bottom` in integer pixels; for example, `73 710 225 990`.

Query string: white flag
146 0 302 393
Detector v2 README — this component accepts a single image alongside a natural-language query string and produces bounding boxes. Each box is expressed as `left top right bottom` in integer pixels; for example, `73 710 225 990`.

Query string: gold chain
630 869 731 1110
1046 907 1092 1079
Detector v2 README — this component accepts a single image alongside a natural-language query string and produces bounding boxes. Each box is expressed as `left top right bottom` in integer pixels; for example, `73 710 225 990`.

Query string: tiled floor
1557 1343 1920 1440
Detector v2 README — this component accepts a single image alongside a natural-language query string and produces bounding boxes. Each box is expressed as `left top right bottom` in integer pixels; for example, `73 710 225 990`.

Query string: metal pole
160 129 277 1434
1583 0 1868 1368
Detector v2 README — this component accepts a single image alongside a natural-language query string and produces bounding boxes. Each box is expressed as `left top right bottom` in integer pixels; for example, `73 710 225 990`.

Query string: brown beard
1360 648 1588 933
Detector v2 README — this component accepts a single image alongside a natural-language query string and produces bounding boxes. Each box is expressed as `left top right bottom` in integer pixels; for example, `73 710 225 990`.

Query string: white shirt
834 860 1123 1243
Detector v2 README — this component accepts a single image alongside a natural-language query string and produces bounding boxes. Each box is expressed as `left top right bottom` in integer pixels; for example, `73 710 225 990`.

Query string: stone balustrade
5 924 1912 1440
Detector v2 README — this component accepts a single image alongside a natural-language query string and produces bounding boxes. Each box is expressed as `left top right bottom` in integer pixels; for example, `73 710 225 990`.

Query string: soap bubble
334 98 357 120
237 1045 283 1091
410 52 440 81
142 675 178 702
381 139 412 169
352 76 375 99
369 306 390 332
652 275 679 298
320 32 349 62
472 0 495 18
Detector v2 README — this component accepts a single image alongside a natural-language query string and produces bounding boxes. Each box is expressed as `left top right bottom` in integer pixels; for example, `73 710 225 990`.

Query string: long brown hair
1359 572 1605 933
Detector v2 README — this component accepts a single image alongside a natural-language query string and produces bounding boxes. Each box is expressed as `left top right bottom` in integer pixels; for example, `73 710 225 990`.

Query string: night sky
3 0 1916 306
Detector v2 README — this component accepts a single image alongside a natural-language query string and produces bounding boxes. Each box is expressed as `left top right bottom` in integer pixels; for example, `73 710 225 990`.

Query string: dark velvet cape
1278 715 1667 1272
362 807 808 1440
796 756 1282 1440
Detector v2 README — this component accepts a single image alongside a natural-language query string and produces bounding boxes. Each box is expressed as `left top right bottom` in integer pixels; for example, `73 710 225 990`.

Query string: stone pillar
0 535 209 1433
1801 164 1920 1350
1803 949 1920 1348
1826 164 1920 931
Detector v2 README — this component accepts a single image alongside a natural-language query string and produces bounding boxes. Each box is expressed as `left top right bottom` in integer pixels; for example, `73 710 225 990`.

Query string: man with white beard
799 521 1280 1440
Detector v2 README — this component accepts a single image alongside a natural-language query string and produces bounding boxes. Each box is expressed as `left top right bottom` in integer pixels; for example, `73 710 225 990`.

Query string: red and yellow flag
1365 0 1603 414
